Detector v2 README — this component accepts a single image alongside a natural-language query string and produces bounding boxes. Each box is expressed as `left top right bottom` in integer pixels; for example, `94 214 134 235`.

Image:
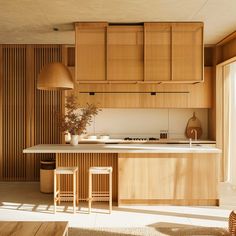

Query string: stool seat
55 167 78 175
89 167 113 174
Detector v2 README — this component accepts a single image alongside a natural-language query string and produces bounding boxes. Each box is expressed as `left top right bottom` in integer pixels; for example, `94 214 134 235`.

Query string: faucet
191 129 198 141
189 138 192 148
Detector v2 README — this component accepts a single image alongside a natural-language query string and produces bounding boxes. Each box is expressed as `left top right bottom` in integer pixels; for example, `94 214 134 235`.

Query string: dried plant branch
55 93 100 135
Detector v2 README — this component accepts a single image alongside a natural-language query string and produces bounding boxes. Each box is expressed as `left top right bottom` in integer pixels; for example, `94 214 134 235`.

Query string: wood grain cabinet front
144 23 171 81
76 66 212 108
107 26 144 81
75 22 107 82
172 23 203 82
118 153 219 206
75 22 203 83
144 22 203 82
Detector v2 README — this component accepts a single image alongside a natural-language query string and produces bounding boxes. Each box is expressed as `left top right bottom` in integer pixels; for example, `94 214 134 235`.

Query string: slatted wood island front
23 144 221 206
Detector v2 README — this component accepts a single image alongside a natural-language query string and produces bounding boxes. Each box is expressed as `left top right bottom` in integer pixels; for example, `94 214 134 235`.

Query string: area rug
69 227 230 236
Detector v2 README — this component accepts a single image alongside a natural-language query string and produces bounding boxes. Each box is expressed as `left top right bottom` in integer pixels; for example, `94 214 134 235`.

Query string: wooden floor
0 221 68 236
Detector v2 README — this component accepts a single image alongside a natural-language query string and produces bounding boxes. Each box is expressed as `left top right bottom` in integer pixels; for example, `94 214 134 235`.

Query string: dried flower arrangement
56 93 100 135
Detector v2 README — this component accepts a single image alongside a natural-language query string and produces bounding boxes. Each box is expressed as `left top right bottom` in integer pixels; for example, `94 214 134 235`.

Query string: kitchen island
23 144 221 206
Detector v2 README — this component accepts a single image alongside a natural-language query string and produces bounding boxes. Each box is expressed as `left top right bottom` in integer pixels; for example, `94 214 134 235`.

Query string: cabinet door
144 23 171 81
188 67 212 108
75 23 107 81
118 154 218 204
172 23 203 81
77 92 189 108
107 26 144 81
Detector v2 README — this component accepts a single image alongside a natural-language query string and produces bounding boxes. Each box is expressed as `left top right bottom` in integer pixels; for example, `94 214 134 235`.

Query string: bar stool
54 167 78 214
88 166 113 213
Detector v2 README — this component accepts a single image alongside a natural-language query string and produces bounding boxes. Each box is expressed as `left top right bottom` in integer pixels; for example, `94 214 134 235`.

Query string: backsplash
86 108 208 140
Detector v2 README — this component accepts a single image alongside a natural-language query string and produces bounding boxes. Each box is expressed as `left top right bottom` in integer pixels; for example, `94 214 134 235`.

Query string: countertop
23 143 221 154
78 139 216 144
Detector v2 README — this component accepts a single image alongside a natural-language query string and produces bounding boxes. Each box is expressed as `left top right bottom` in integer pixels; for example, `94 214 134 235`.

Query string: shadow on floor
153 227 229 236
69 226 230 236
116 207 229 222
0 201 93 214
0 182 231 225
0 201 231 222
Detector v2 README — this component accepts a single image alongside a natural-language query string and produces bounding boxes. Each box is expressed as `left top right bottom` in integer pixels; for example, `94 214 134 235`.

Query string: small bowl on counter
87 135 98 140
99 135 110 140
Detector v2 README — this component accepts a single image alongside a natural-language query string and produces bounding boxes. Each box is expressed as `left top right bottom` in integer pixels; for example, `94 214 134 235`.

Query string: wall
0 44 63 181
216 32 236 64
86 108 209 139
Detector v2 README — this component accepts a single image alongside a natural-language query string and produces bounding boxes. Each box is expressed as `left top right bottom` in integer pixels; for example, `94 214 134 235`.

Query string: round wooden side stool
88 166 113 214
54 167 78 214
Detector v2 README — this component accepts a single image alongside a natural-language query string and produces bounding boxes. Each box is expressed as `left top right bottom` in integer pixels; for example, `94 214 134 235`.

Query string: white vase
64 132 71 144
70 135 79 146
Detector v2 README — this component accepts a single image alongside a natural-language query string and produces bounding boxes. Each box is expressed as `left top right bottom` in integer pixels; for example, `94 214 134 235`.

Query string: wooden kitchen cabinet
144 23 171 81
172 23 203 81
76 92 189 108
144 22 203 82
75 22 203 83
107 26 144 81
118 153 219 205
188 66 212 108
77 67 211 108
75 22 107 82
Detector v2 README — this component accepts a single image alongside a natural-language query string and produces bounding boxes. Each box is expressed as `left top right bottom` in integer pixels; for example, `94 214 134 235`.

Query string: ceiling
0 0 236 45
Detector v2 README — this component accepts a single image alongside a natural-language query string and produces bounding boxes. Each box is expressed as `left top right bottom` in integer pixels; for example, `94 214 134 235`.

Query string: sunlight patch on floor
0 182 231 228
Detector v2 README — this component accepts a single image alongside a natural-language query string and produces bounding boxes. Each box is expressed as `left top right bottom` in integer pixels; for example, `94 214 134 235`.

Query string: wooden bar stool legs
109 170 112 212
88 170 92 213
54 167 78 214
73 171 76 213
54 170 57 214
88 167 113 214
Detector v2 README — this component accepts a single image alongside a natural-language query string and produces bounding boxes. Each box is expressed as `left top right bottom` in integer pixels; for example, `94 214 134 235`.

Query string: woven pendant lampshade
37 62 74 90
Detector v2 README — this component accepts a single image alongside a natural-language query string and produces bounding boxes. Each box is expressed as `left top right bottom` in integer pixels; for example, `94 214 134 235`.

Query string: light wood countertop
23 144 221 154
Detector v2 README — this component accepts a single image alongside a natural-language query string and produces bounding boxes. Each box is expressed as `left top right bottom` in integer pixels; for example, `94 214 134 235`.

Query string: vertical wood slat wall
34 45 62 180
56 153 118 201
0 44 63 181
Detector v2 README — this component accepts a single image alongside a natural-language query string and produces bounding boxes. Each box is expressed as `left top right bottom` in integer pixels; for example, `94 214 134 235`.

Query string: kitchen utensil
185 112 202 139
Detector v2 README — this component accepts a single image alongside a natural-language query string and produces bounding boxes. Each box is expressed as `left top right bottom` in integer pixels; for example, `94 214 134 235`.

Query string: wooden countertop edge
23 144 221 154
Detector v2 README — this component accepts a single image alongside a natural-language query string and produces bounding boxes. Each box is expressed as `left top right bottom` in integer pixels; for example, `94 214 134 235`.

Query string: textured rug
69 227 230 236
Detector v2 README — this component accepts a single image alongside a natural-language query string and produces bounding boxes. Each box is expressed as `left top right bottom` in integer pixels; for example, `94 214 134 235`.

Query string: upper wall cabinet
172 23 203 82
144 23 171 81
75 22 203 83
107 26 144 81
75 22 107 82
144 22 203 82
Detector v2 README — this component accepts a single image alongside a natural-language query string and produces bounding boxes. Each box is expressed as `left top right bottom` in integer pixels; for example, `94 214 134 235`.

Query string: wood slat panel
25 45 35 181
33 45 63 181
56 153 118 201
2 45 27 180
0 44 63 181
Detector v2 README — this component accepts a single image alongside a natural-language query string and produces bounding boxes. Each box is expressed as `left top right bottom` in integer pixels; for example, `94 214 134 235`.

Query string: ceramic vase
65 132 71 144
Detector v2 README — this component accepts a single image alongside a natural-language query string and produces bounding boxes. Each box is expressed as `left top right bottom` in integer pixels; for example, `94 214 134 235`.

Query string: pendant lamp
37 62 74 90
